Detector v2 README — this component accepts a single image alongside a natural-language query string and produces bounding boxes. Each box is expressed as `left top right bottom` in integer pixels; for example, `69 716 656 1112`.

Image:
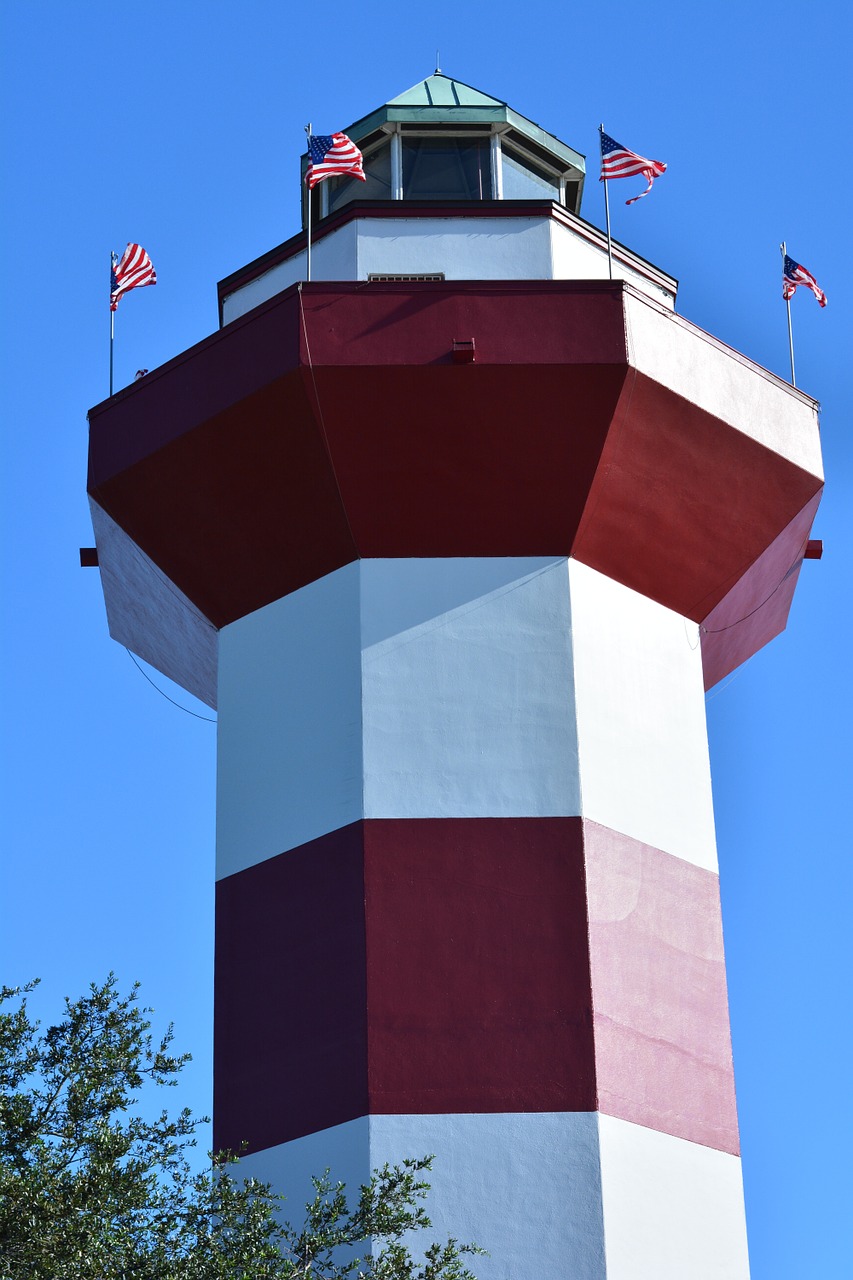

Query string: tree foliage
0 977 482 1280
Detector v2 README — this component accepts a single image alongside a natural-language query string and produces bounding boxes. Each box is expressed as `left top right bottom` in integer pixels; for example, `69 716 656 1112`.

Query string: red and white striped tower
88 75 823 1279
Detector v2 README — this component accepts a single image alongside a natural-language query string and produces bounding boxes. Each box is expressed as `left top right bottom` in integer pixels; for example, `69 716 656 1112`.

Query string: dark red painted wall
363 819 596 1118
214 823 369 1153
214 818 595 1153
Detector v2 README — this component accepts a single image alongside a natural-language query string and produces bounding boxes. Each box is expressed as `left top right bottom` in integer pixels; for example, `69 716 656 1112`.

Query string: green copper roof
344 71 585 176
387 72 507 110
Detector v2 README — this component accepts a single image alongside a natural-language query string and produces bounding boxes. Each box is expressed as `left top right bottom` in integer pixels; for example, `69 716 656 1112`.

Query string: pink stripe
584 822 740 1154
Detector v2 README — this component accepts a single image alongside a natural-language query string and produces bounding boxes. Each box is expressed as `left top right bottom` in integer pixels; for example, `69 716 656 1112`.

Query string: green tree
0 977 482 1280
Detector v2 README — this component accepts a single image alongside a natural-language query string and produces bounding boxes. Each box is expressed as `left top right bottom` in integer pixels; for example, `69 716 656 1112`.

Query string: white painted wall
355 216 553 281
217 557 719 877
239 1113 608 1280
550 225 674 309
225 258 306 319
220 216 676 324
216 557 578 877
598 1114 750 1278
625 290 823 478
238 1113 749 1278
568 559 718 872
361 557 579 820
238 1117 373 1216
223 221 361 319
216 563 363 879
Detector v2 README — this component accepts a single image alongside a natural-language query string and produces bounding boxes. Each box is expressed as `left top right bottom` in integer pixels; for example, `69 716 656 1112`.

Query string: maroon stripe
362 818 596 1117
214 823 369 1155
214 817 740 1158
214 817 596 1153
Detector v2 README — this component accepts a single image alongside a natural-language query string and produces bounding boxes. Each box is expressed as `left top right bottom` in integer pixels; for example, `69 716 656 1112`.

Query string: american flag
110 243 157 311
783 254 827 307
599 131 667 204
306 133 365 189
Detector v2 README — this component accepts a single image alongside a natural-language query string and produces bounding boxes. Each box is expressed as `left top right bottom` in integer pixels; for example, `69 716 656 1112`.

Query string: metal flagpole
600 125 613 280
781 241 796 387
110 251 115 396
305 124 312 283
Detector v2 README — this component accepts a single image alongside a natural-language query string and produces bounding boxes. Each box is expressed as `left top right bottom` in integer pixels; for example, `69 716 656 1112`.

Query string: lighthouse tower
87 74 823 1279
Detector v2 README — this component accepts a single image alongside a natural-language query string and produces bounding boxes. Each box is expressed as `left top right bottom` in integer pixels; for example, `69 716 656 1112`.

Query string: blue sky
1 2 850 1276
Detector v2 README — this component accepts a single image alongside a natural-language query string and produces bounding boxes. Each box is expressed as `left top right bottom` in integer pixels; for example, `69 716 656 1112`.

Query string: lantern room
301 70 586 221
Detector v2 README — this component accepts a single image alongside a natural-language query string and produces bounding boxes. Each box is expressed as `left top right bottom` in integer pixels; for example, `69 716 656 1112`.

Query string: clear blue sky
1 3 850 1276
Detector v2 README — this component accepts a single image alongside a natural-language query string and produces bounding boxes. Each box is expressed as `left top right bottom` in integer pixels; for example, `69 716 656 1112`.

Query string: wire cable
704 654 753 703
125 648 217 723
700 537 808 636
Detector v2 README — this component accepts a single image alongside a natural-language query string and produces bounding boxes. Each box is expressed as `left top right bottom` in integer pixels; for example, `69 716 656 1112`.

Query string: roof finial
435 50 441 74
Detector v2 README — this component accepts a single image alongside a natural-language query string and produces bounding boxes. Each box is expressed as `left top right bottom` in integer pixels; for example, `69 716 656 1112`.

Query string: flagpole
109 251 115 396
781 241 796 387
599 124 613 281
305 123 312 284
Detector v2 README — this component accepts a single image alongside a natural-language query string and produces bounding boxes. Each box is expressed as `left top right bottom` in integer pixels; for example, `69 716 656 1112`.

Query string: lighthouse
87 73 823 1278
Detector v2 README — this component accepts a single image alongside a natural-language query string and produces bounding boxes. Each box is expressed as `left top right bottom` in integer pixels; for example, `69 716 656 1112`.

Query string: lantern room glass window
305 127 581 222
402 137 491 200
500 143 562 200
327 138 392 213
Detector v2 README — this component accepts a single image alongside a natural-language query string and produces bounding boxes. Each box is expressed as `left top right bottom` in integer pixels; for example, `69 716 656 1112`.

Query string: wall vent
367 273 446 282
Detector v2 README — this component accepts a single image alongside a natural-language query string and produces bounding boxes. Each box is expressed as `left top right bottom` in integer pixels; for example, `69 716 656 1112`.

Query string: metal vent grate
367 273 446 282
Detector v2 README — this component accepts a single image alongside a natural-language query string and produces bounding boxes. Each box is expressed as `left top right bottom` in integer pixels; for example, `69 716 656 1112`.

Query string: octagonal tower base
210 554 753 1277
